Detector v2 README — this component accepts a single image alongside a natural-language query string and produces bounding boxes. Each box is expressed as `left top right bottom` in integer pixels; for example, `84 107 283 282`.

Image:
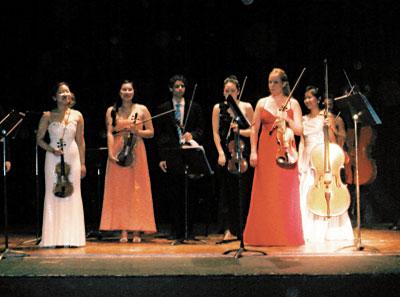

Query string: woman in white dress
36 82 86 247
298 86 354 243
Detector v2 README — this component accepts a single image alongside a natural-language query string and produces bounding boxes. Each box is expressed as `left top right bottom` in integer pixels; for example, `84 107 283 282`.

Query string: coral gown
244 107 304 246
100 113 156 233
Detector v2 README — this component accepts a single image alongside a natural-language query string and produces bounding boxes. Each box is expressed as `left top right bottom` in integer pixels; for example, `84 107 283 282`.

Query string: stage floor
1 225 400 276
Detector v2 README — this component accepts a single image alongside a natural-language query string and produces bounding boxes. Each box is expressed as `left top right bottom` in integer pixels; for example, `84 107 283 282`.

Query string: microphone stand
222 96 266 259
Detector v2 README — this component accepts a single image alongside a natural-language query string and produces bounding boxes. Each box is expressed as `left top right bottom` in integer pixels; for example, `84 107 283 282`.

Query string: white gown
299 115 354 243
40 119 86 247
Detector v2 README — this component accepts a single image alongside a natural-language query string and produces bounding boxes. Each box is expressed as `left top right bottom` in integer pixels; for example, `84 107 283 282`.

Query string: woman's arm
36 112 58 154
287 99 303 136
75 111 86 178
136 105 154 139
249 99 263 167
211 104 226 166
105 107 118 162
239 102 254 138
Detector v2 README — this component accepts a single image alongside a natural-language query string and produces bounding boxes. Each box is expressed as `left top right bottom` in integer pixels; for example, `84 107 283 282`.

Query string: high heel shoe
132 236 141 243
120 230 128 243
132 231 142 243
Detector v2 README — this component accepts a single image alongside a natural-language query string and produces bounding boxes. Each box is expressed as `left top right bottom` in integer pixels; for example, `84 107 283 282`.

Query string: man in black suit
155 74 204 241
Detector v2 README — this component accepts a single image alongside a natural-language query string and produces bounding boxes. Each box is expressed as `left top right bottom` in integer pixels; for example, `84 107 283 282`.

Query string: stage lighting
241 0 254 5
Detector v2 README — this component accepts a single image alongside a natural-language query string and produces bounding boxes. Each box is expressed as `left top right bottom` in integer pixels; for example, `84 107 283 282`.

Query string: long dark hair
111 80 134 127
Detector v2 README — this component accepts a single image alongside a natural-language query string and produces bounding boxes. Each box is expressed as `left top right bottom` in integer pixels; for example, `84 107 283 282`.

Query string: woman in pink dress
100 80 156 243
244 68 304 246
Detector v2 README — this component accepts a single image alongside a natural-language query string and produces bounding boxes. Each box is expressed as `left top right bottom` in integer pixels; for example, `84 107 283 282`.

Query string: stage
1 225 399 297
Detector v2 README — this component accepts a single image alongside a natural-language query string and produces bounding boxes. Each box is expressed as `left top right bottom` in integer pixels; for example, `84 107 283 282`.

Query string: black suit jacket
155 99 204 174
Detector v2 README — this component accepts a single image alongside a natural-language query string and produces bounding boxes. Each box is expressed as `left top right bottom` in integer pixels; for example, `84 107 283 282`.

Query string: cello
341 71 377 186
307 61 351 217
346 125 377 185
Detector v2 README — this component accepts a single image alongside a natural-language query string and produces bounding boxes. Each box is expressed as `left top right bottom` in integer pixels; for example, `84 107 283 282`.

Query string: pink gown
244 106 304 246
100 112 157 233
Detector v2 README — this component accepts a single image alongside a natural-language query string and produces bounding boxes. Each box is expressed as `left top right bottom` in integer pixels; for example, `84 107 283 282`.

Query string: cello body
307 141 351 217
346 125 377 185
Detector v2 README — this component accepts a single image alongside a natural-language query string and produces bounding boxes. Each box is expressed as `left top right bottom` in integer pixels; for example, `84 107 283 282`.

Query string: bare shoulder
71 109 83 118
137 103 149 112
42 111 51 118
240 101 253 109
256 97 268 108
290 98 301 108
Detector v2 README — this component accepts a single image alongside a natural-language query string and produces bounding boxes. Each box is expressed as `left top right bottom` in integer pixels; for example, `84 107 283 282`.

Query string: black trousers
165 173 197 239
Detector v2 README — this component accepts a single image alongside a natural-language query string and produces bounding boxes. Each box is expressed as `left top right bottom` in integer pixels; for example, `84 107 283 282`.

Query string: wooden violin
226 76 249 174
270 68 306 169
117 112 138 167
53 138 74 198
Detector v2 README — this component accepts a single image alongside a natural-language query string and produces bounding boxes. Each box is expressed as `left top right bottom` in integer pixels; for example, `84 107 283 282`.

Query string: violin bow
140 108 175 124
182 83 198 133
112 108 175 135
226 75 248 141
281 67 307 111
343 69 356 95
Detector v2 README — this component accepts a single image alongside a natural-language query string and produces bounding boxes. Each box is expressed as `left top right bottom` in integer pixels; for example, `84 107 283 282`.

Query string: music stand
86 147 108 240
0 110 27 260
335 92 382 251
223 96 266 258
171 144 214 245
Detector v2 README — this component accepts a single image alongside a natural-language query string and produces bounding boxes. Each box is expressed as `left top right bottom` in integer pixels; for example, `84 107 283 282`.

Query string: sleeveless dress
40 118 86 247
243 106 304 246
99 113 156 233
299 115 354 243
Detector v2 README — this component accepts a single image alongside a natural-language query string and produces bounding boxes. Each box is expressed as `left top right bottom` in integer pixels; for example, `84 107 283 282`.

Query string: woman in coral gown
244 68 304 246
298 86 354 243
100 80 156 243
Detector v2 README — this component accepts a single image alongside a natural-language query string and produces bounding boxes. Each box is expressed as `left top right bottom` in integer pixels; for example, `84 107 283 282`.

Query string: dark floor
1 225 400 297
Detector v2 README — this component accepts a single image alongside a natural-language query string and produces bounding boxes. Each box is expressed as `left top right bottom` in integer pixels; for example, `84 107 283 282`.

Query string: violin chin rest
276 157 296 169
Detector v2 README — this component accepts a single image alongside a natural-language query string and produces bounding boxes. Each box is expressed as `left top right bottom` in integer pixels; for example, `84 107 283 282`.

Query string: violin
307 61 350 217
225 76 249 174
270 68 306 169
275 108 298 168
116 112 138 167
227 123 248 174
53 138 74 198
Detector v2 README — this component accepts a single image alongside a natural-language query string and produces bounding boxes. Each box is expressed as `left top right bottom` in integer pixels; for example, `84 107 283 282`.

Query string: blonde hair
270 68 290 96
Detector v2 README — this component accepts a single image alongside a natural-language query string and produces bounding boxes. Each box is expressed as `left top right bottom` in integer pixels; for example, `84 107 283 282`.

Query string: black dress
216 101 253 238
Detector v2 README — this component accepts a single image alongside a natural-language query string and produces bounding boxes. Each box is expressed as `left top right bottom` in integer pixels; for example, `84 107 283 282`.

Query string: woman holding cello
298 86 354 243
244 68 304 246
212 75 254 242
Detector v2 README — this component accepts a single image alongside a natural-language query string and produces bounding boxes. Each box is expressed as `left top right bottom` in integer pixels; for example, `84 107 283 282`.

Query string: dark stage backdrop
1 0 400 230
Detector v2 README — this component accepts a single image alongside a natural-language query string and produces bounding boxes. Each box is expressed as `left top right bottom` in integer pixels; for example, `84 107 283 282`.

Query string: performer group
30 67 359 248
